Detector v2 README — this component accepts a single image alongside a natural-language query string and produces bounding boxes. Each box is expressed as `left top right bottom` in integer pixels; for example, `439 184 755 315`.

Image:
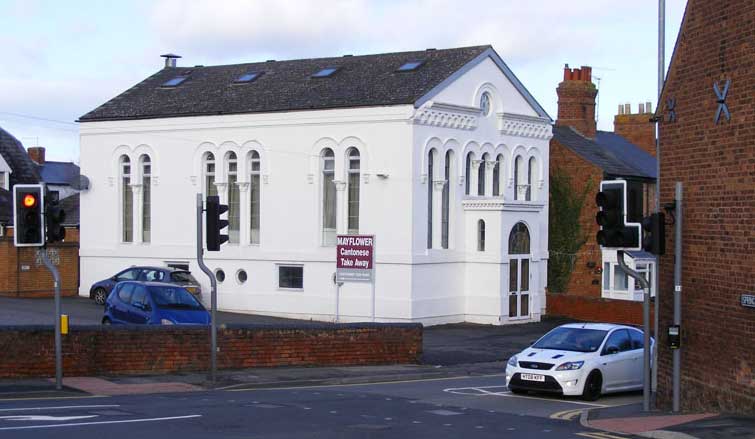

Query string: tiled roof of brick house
0 127 40 186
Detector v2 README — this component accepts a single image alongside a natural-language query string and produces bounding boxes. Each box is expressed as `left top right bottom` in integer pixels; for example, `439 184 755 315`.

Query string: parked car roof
559 323 635 331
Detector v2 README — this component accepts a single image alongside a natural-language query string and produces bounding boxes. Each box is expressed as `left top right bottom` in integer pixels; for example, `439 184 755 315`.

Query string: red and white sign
336 235 374 283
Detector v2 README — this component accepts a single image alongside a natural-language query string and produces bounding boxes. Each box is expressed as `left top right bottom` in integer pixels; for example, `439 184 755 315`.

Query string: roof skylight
312 67 339 78
235 72 262 83
162 76 188 87
397 61 424 72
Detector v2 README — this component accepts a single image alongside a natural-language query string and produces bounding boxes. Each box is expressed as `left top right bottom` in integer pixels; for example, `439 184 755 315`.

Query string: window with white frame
441 150 452 249
226 152 240 244
203 152 217 198
427 148 435 248
480 92 492 116
347 148 360 235
321 148 336 246
249 150 261 245
602 257 655 300
278 265 304 289
493 154 503 196
527 156 536 201
140 155 151 243
120 155 133 242
478 153 488 196
477 219 485 251
465 152 472 195
514 155 526 201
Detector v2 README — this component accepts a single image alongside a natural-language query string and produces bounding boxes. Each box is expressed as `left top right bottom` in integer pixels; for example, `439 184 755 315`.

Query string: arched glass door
508 222 531 318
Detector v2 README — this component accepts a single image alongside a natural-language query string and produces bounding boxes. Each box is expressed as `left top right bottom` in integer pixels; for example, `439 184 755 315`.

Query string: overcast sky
0 0 686 162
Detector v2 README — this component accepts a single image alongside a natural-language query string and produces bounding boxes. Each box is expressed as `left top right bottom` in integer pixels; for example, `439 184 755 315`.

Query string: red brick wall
613 113 656 157
547 294 650 326
0 324 423 378
656 0 755 414
0 227 79 297
556 66 598 139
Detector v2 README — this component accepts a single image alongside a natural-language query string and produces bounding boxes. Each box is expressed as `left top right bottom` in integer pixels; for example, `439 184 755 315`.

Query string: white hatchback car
506 323 653 401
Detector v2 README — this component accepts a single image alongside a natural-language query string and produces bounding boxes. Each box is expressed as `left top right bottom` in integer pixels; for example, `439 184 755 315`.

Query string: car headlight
555 361 584 371
507 355 518 367
160 319 174 325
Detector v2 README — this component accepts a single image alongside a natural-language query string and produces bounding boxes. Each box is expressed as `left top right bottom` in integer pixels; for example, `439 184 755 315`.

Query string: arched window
465 152 473 195
321 148 336 245
527 157 537 201
249 150 261 245
509 222 531 254
478 153 489 196
514 155 525 200
441 150 452 249
347 148 360 235
493 154 503 196
226 152 240 244
477 219 486 251
140 155 151 243
427 148 436 249
203 152 217 197
120 155 133 242
480 92 492 116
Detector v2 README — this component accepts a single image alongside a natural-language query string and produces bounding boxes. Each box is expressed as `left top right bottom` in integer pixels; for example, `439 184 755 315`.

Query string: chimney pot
582 66 592 82
28 147 45 165
160 53 182 68
646 101 652 113
618 104 624 115
639 103 645 113
624 103 631 115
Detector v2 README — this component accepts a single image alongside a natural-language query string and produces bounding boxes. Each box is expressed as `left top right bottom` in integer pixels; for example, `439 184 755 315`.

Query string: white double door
508 257 530 318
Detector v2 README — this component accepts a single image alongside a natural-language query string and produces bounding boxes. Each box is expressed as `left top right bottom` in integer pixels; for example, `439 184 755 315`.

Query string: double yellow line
550 408 584 421
576 431 632 439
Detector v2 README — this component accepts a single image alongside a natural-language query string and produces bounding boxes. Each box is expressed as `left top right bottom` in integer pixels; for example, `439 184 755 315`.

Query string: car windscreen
532 327 608 353
149 285 203 310
170 271 197 284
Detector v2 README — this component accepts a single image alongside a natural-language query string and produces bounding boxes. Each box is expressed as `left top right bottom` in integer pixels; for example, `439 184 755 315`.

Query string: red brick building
0 127 80 297
656 0 754 414
548 65 658 325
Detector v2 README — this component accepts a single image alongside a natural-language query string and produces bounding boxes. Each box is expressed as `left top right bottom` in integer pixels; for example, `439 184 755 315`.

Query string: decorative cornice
462 198 546 212
412 101 479 130
497 112 553 140
334 180 347 191
237 182 250 192
432 179 447 191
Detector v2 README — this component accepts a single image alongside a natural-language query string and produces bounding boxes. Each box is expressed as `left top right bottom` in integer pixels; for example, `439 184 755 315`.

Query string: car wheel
102 317 112 326
582 370 602 401
93 288 108 306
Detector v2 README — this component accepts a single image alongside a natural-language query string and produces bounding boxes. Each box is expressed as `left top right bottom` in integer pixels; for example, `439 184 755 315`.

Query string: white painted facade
79 51 552 325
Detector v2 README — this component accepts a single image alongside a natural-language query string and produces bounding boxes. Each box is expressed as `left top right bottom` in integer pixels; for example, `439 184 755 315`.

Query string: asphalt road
0 375 641 439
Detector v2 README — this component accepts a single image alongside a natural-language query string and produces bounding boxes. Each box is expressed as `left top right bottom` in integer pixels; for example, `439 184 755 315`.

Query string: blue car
89 266 202 305
102 281 210 325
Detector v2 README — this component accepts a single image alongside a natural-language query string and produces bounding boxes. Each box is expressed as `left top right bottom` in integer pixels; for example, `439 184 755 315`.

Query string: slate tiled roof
552 125 657 179
80 46 505 122
0 126 40 186
39 161 80 186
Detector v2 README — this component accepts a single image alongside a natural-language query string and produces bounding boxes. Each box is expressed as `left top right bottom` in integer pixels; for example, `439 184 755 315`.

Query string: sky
0 0 687 163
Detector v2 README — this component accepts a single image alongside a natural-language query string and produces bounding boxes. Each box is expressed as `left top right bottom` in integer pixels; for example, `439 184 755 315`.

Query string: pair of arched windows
202 150 261 245
119 154 151 243
321 148 360 245
427 149 453 249
464 153 537 201
514 156 538 201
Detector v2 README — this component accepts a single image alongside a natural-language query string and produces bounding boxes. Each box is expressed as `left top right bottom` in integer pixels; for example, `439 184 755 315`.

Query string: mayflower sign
336 235 374 283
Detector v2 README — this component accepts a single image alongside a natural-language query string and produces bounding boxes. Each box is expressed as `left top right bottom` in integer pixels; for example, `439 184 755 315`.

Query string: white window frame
226 152 240 244
120 155 133 243
321 149 336 246
203 152 217 198
249 150 261 245
277 264 304 291
140 154 151 243
347 148 360 235
601 251 656 301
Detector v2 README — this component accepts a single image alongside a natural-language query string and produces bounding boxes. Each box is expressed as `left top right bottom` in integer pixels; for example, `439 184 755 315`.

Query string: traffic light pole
616 250 652 412
40 249 62 390
196 193 217 384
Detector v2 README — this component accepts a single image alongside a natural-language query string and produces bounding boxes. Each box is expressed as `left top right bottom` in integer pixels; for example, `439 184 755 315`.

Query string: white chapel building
78 45 553 325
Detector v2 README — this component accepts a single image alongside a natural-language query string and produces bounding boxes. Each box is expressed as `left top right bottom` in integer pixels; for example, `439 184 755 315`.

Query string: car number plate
520 373 545 382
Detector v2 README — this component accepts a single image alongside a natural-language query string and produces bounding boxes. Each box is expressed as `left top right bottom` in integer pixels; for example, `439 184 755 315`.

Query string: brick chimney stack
27 147 45 165
556 64 598 139
613 102 656 156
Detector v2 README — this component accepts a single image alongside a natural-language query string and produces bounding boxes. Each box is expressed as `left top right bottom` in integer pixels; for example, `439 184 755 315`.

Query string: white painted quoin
79 46 552 325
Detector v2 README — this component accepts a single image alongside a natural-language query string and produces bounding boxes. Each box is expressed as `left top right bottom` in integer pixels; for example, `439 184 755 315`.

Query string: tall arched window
514 155 525 200
203 152 217 197
465 152 473 195
527 157 537 201
478 153 489 196
120 155 133 242
347 149 360 235
477 219 485 251
249 150 261 245
493 154 503 196
321 148 336 245
227 152 240 244
427 148 436 249
140 155 151 243
441 150 452 249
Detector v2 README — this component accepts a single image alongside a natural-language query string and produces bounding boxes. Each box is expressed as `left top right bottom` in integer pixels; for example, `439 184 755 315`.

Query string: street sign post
335 235 376 321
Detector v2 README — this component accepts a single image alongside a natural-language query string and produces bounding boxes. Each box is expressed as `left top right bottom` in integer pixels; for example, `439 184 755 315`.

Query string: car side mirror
111 276 118 281
605 345 620 355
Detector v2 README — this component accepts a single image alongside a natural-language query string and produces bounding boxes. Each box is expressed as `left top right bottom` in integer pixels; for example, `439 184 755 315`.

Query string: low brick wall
0 323 422 378
547 293 653 326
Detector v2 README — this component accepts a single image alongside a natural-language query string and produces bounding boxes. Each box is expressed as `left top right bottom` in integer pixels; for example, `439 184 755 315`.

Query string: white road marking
442 386 609 407
227 375 505 392
0 404 119 412
0 414 202 431
0 415 98 422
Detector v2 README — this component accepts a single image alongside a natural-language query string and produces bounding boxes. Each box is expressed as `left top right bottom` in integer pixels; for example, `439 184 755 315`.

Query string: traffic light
13 184 45 247
641 213 665 255
206 195 229 251
595 180 641 249
45 189 66 243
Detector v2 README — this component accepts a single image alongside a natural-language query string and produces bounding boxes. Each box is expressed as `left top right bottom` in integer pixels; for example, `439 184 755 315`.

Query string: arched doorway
508 222 531 318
